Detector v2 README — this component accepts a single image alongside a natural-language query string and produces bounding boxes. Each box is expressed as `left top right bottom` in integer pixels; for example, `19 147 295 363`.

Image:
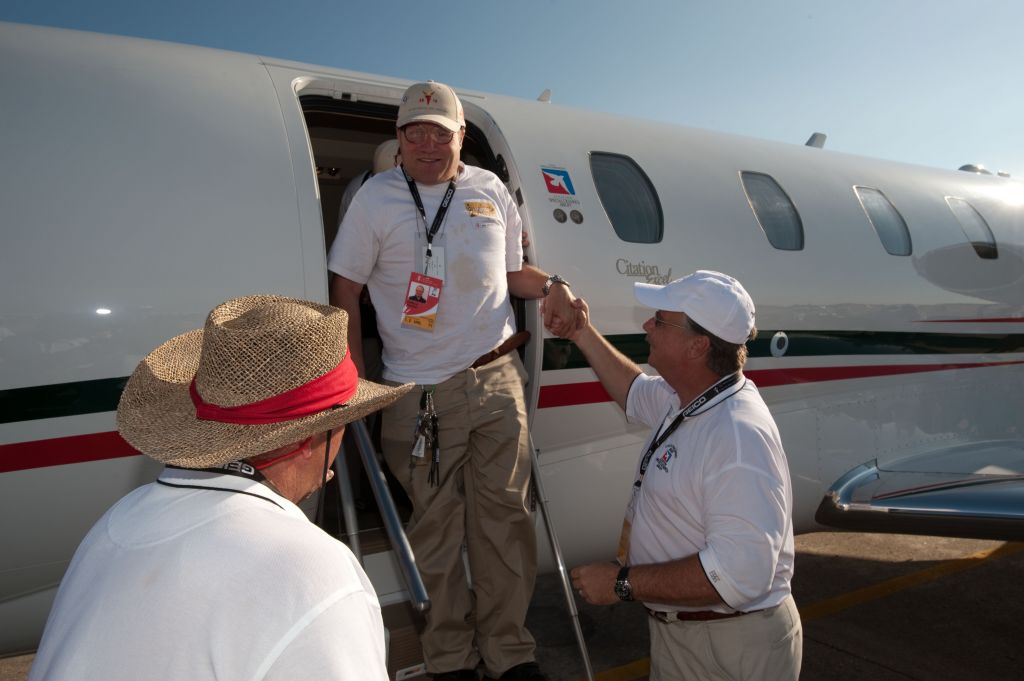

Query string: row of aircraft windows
589 152 1000 260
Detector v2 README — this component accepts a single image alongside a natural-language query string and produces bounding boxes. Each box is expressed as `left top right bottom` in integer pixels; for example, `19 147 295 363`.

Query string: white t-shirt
29 468 388 681
327 164 524 384
625 373 796 613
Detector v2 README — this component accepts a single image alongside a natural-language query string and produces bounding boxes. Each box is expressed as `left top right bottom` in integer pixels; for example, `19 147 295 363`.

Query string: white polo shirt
30 468 388 681
327 164 524 385
625 373 795 613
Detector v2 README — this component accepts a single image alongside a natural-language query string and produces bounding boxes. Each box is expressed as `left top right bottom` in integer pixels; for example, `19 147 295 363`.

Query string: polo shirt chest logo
655 444 676 472
464 200 497 218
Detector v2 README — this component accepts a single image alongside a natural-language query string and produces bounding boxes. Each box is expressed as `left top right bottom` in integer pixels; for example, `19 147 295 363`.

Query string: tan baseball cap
396 80 465 132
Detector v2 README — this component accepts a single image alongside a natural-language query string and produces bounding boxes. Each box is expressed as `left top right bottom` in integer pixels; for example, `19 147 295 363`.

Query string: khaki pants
382 352 536 676
648 595 802 681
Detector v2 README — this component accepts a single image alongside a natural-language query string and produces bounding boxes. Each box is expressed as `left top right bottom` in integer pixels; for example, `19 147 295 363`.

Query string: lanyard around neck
403 167 456 260
634 372 743 488
159 464 285 509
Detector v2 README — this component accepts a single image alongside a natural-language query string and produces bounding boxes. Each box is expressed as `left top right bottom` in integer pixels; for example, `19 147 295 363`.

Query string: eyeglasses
653 311 691 332
401 125 456 144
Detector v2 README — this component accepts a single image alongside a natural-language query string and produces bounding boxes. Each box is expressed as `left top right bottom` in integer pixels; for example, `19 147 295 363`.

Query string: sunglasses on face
653 311 690 332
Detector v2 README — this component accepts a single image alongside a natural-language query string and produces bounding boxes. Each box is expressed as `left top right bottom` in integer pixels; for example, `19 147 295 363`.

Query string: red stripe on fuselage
746 360 1024 387
0 431 139 473
537 360 1024 408
3 360 1023 472
537 381 612 408
917 318 1024 323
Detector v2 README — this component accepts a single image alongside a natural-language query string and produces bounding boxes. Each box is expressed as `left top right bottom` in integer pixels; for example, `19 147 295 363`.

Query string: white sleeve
260 589 389 681
327 188 378 284
625 373 675 428
502 185 524 272
696 421 790 610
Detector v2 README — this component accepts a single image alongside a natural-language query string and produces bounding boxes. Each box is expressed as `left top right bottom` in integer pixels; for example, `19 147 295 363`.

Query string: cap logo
421 88 435 106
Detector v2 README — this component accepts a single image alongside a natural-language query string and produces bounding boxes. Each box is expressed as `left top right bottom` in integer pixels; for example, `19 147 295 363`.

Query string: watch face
614 579 632 601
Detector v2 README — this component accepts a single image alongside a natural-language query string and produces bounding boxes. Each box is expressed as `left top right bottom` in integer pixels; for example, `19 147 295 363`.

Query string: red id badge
401 272 443 332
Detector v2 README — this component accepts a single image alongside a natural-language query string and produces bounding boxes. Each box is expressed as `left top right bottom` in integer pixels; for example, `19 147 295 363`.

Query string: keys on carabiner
411 388 440 487
411 389 428 462
427 393 440 487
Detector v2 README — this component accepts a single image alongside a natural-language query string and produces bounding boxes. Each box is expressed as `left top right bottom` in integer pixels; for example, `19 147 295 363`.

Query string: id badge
402 272 443 332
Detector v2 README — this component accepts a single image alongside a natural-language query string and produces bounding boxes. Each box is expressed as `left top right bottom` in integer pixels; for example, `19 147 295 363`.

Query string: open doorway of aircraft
1 21 1022 658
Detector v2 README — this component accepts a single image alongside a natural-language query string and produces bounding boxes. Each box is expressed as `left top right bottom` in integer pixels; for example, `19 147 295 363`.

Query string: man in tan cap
561 272 801 681
28 295 411 681
328 80 573 681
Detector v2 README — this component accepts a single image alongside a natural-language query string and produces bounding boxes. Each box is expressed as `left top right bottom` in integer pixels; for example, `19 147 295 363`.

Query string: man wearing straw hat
28 295 411 681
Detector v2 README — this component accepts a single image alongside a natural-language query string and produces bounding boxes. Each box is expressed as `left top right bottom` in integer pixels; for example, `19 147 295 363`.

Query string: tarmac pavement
528 532 1024 681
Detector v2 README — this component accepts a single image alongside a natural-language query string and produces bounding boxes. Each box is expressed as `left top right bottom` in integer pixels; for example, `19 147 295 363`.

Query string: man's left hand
570 561 620 605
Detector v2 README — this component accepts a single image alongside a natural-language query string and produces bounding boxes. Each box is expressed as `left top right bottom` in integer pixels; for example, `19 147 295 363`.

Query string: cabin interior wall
305 120 396 250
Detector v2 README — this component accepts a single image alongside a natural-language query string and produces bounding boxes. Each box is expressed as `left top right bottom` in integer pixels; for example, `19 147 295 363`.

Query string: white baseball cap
634 270 755 345
396 81 465 133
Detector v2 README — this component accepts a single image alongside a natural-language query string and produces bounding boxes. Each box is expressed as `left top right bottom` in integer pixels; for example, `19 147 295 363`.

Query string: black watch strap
615 565 634 602
542 274 570 296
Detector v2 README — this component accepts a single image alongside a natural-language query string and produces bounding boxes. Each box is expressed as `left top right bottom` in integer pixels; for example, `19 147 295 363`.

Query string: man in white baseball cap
555 271 802 681
328 80 576 681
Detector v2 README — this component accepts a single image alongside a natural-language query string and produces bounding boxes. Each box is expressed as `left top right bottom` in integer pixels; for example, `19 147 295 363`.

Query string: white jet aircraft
1 21 1022 659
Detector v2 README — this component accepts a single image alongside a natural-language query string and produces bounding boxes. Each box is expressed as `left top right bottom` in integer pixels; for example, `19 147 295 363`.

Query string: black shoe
432 671 478 681
486 661 548 681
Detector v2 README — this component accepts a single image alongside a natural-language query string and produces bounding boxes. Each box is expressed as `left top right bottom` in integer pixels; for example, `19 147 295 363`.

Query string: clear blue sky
3 0 1021 177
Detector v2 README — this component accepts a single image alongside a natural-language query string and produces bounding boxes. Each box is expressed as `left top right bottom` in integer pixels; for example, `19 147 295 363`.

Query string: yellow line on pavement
800 541 1024 622
572 541 1024 681
589 658 650 681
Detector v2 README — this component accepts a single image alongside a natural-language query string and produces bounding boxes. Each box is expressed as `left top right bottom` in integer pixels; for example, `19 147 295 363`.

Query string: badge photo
402 272 443 332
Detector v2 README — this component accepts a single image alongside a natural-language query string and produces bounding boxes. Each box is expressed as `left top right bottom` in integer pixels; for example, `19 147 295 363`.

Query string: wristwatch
614 565 634 602
542 274 571 296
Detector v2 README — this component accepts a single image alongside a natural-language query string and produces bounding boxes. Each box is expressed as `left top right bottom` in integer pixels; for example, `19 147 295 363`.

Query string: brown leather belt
646 607 761 623
471 331 531 369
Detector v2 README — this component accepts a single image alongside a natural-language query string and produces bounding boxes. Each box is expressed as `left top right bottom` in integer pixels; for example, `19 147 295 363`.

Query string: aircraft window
740 172 804 250
945 196 998 259
854 186 912 256
590 152 664 243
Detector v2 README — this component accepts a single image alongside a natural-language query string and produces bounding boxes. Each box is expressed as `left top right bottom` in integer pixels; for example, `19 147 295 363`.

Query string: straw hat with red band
117 295 413 469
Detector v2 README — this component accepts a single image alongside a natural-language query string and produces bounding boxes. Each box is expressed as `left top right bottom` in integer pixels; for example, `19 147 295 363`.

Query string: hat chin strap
313 429 332 526
263 431 333 514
